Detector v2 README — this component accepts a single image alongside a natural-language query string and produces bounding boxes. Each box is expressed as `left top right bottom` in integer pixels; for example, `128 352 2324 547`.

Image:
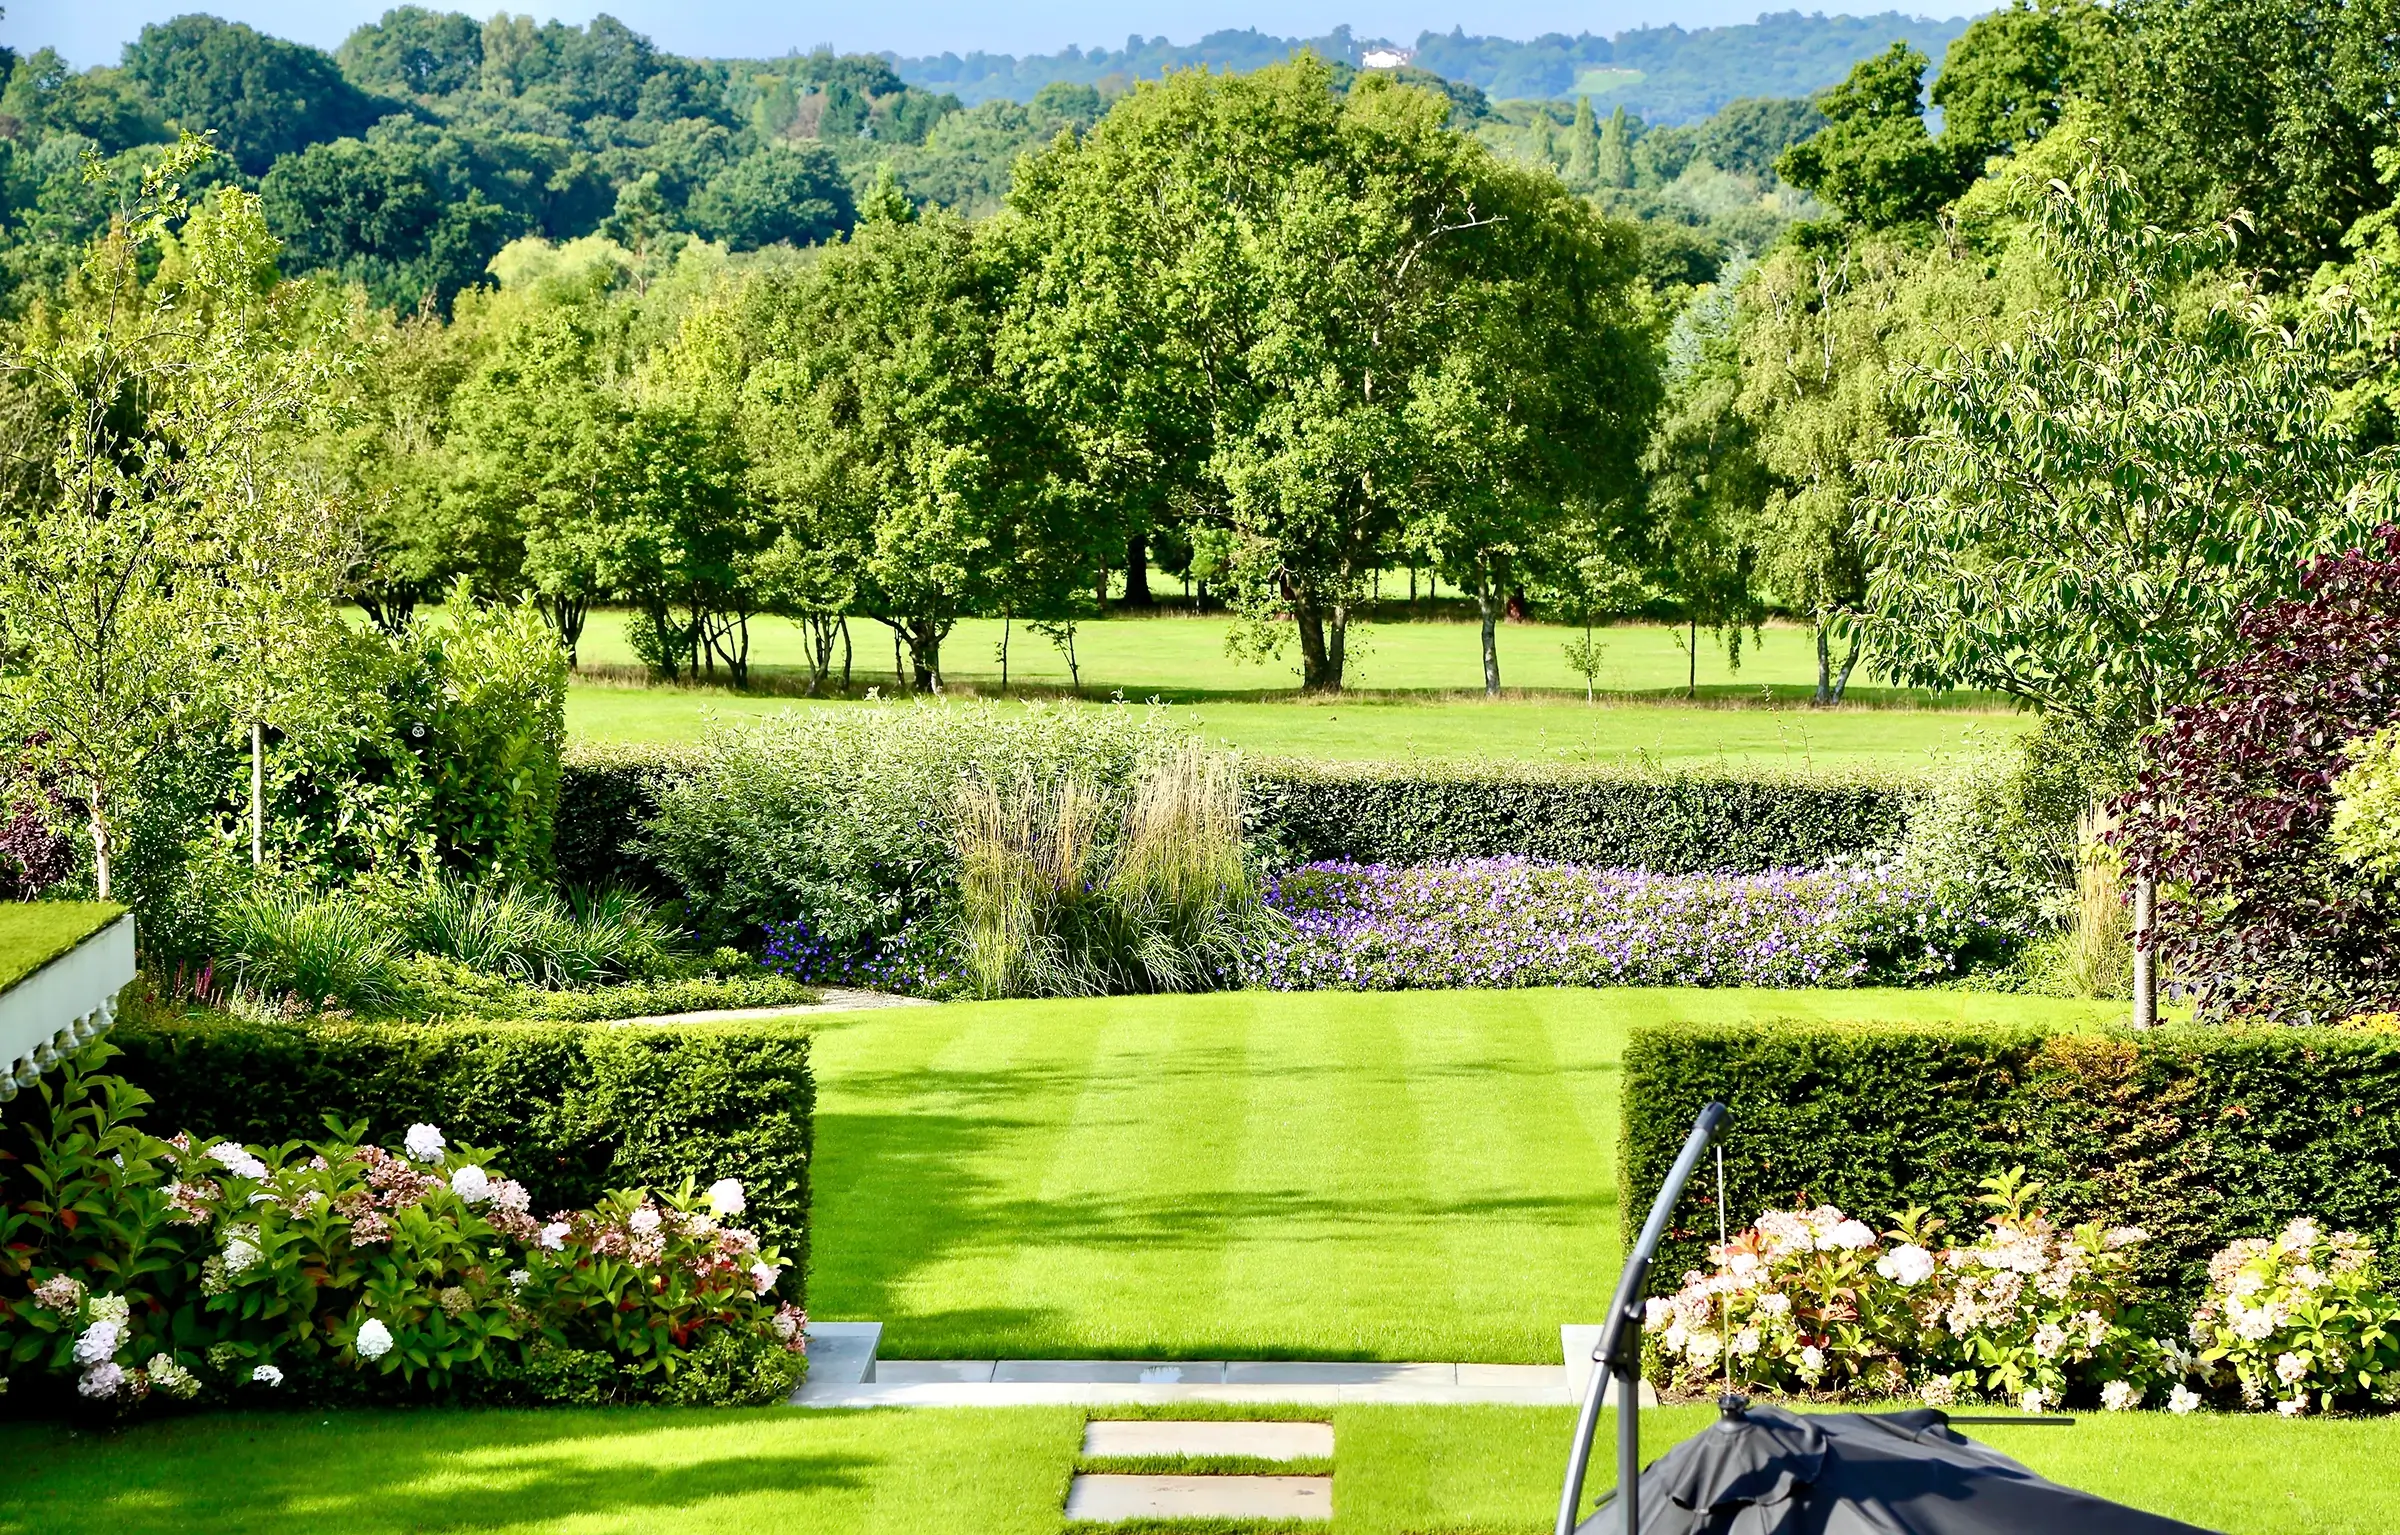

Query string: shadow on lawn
0 1410 886 1535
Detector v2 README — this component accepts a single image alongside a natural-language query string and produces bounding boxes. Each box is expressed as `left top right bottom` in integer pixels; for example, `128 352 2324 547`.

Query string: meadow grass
805 989 2115 1363
6 1402 2390 1533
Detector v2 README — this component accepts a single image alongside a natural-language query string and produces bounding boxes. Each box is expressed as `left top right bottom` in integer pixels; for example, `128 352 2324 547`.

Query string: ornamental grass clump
1255 858 1990 991
947 746 1284 998
2187 1219 2400 1416
0 1051 805 1415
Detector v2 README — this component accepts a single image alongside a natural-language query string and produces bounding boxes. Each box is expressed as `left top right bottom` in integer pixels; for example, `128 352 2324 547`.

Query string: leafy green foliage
1861 155 2388 744
1620 1021 2400 1306
121 15 385 175
109 1009 814 1259
1777 44 1963 229
643 701 1186 950
1248 759 1919 872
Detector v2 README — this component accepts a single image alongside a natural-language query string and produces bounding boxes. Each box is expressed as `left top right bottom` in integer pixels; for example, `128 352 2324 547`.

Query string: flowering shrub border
1254 859 1994 991
2 1053 805 1414
1647 1178 2400 1416
1620 1021 2400 1304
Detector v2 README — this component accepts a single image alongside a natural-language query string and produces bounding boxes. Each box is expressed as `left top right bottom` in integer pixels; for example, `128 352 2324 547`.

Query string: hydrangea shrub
0 1054 805 1414
2188 1219 2400 1416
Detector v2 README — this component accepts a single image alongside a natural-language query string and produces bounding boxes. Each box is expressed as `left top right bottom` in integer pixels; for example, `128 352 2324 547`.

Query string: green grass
568 607 1990 702
7 1403 2394 1533
524 603 2032 767
567 687 2025 769
807 989 2115 1363
0 900 123 991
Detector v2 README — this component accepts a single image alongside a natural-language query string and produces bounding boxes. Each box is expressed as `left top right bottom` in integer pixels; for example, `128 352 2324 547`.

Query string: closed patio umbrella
1574 1397 2217 1534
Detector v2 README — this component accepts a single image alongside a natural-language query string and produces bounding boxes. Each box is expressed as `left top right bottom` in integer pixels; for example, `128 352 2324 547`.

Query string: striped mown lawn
805 988 2115 1363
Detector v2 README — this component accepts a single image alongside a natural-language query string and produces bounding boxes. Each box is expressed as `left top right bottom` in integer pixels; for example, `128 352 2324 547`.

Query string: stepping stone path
1066 1420 1335 1523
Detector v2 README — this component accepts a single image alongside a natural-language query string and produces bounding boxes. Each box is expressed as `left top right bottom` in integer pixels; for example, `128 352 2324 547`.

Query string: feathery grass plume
953 770 1107 998
1104 743 1280 990
2062 805 2132 1000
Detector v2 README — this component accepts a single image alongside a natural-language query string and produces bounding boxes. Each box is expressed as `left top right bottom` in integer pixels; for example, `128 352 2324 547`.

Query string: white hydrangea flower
749 1261 780 1295
1686 1330 1723 1366
1756 1292 1791 1319
77 1362 125 1399
508 1269 531 1290
222 1225 263 1276
539 1221 571 1251
205 1142 269 1181
2168 1385 2202 1415
706 1178 746 1217
2274 1352 2309 1386
1826 1219 1877 1251
2019 1387 2049 1414
73 1320 123 1366
1642 1297 1673 1329
1919 1373 1957 1408
146 1353 200 1400
2278 1397 2306 1418
1796 1344 1825 1381
404 1124 446 1163
2032 1323 2067 1359
628 1207 663 1237
490 1179 531 1214
1875 1244 1935 1287
2100 1379 2138 1412
251 1364 284 1387
448 1165 491 1204
355 1318 395 1360
1732 1327 1761 1358
86 1293 130 1327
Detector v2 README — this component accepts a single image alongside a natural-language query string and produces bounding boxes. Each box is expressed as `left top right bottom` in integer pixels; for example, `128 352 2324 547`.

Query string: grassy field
568 607 1993 701
806 989 2115 1363
568 686 2025 768
5 1402 2391 1533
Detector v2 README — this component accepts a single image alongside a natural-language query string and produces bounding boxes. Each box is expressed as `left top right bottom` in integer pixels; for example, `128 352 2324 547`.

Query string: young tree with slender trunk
1860 153 2389 1027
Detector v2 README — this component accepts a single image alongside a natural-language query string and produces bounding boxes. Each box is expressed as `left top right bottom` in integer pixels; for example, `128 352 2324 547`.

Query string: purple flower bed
1252 859 1996 991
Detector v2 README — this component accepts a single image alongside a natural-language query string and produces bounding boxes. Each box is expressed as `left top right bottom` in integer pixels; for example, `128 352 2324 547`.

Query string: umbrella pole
1556 1102 1727 1535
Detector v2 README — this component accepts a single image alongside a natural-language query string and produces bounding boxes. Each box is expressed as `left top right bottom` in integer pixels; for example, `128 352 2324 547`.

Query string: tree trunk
1124 535 1152 607
1295 604 1343 692
2132 875 2157 1029
1476 582 1502 698
87 792 111 903
251 721 264 867
1815 624 1833 706
999 614 1011 692
1830 635 1862 705
908 616 944 694
893 624 905 690
839 616 852 691
1687 620 1699 698
545 595 589 668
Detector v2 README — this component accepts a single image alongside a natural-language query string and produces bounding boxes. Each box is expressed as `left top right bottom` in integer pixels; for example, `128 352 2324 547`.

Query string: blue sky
16 2 1979 71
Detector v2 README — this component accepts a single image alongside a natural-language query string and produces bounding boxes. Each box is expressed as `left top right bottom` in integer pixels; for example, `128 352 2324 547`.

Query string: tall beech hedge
1621 1021 2400 1304
557 745 1925 890
108 1011 815 1284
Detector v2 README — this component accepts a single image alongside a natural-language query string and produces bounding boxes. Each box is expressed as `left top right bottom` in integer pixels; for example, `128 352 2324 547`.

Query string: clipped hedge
1245 760 1924 871
1620 1020 2400 1305
555 742 694 892
108 1010 814 1286
560 743 1928 895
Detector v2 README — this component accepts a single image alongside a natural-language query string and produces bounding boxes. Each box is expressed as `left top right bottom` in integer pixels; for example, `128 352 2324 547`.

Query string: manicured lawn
568 686 2021 769
6 1403 2394 1533
0 900 122 990
807 989 2114 1363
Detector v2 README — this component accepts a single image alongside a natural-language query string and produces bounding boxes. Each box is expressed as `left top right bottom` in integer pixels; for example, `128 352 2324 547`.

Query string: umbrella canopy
1577 1399 2217 1535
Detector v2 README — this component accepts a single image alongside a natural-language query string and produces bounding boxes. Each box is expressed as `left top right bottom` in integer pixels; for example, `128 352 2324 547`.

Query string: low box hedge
108 1010 814 1290
556 742 694 892
1245 760 1923 871
1620 1020 2400 1304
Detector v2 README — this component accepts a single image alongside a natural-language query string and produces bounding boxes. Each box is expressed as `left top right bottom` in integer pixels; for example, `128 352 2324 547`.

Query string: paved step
797 1322 882 1391
1064 1473 1332 1522
1082 1419 1334 1460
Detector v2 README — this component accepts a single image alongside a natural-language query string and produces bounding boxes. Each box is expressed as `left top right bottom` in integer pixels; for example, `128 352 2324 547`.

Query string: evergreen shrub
1620 1020 2400 1305
1243 760 1923 871
106 1010 814 1265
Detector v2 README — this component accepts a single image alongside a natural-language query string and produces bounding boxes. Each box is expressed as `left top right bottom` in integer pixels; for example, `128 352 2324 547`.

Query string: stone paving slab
872 1359 997 1384
797 1322 882 1390
998 1359 1228 1384
1064 1473 1332 1522
1224 1361 1454 1386
609 988 933 1026
1082 1419 1335 1460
